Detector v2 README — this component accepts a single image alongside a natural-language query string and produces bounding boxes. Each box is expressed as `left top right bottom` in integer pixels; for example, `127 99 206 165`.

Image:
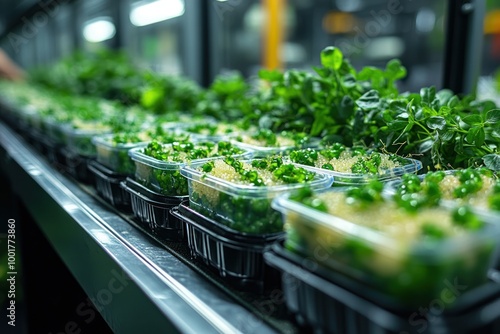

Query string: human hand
0 49 24 81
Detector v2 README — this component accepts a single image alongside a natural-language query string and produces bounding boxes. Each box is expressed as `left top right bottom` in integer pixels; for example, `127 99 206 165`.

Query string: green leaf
437 106 451 116
313 66 331 79
440 130 455 142
454 137 464 155
447 95 459 108
421 106 437 118
466 126 485 147
385 59 407 80
311 109 329 136
476 127 485 148
389 100 407 114
352 110 365 135
141 86 164 110
342 74 357 89
426 116 446 130
284 70 305 88
482 154 500 171
466 127 478 143
420 87 436 105
479 100 497 114
338 95 355 121
321 46 343 70
405 100 415 119
419 140 434 153
414 108 423 120
382 110 393 122
311 119 324 136
356 90 380 110
388 120 408 131
358 66 376 80
485 109 500 124
436 89 454 106
462 114 482 126
358 67 384 88
403 122 414 133
258 69 283 81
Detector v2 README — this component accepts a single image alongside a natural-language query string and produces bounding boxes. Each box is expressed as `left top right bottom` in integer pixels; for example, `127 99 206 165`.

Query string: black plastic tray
25 129 45 153
0 101 20 131
28 129 64 165
264 241 500 334
60 148 94 184
42 138 64 166
87 160 131 212
120 177 187 241
171 203 284 293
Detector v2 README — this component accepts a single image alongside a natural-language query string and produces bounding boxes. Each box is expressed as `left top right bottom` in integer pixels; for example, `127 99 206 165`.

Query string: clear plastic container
232 133 321 158
272 189 500 308
290 155 422 186
147 114 215 132
264 240 500 334
180 122 245 142
93 135 148 175
128 142 252 196
63 122 112 157
93 131 192 175
384 169 500 223
180 159 334 234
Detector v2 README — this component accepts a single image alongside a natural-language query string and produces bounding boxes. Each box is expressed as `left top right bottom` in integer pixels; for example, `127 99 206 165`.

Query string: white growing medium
434 174 497 208
191 159 290 206
202 160 287 186
71 119 111 131
238 134 295 147
144 143 224 162
306 192 469 244
104 132 151 145
314 151 401 173
189 123 238 136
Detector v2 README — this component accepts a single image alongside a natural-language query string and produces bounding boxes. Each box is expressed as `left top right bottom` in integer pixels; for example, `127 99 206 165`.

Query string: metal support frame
443 0 486 95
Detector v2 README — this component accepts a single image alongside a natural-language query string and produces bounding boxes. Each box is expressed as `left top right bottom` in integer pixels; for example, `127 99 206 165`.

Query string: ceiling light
130 0 185 27
83 18 116 43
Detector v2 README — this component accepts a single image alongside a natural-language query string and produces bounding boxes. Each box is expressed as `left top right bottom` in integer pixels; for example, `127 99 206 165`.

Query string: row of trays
3 109 500 333
86 157 500 334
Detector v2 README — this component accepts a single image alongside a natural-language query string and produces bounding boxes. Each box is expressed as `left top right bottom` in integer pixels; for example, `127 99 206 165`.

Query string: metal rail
0 120 278 334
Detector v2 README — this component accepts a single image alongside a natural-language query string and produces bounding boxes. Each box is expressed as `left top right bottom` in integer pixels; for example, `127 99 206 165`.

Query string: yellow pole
263 0 285 70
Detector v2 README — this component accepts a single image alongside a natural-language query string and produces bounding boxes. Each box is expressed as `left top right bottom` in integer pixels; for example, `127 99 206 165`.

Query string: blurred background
0 0 498 93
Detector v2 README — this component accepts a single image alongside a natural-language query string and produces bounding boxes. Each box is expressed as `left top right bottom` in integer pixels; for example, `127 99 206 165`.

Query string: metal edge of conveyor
0 120 277 334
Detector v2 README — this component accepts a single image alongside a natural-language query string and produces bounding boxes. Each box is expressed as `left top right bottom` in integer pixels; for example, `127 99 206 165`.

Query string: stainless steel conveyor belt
0 120 281 334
